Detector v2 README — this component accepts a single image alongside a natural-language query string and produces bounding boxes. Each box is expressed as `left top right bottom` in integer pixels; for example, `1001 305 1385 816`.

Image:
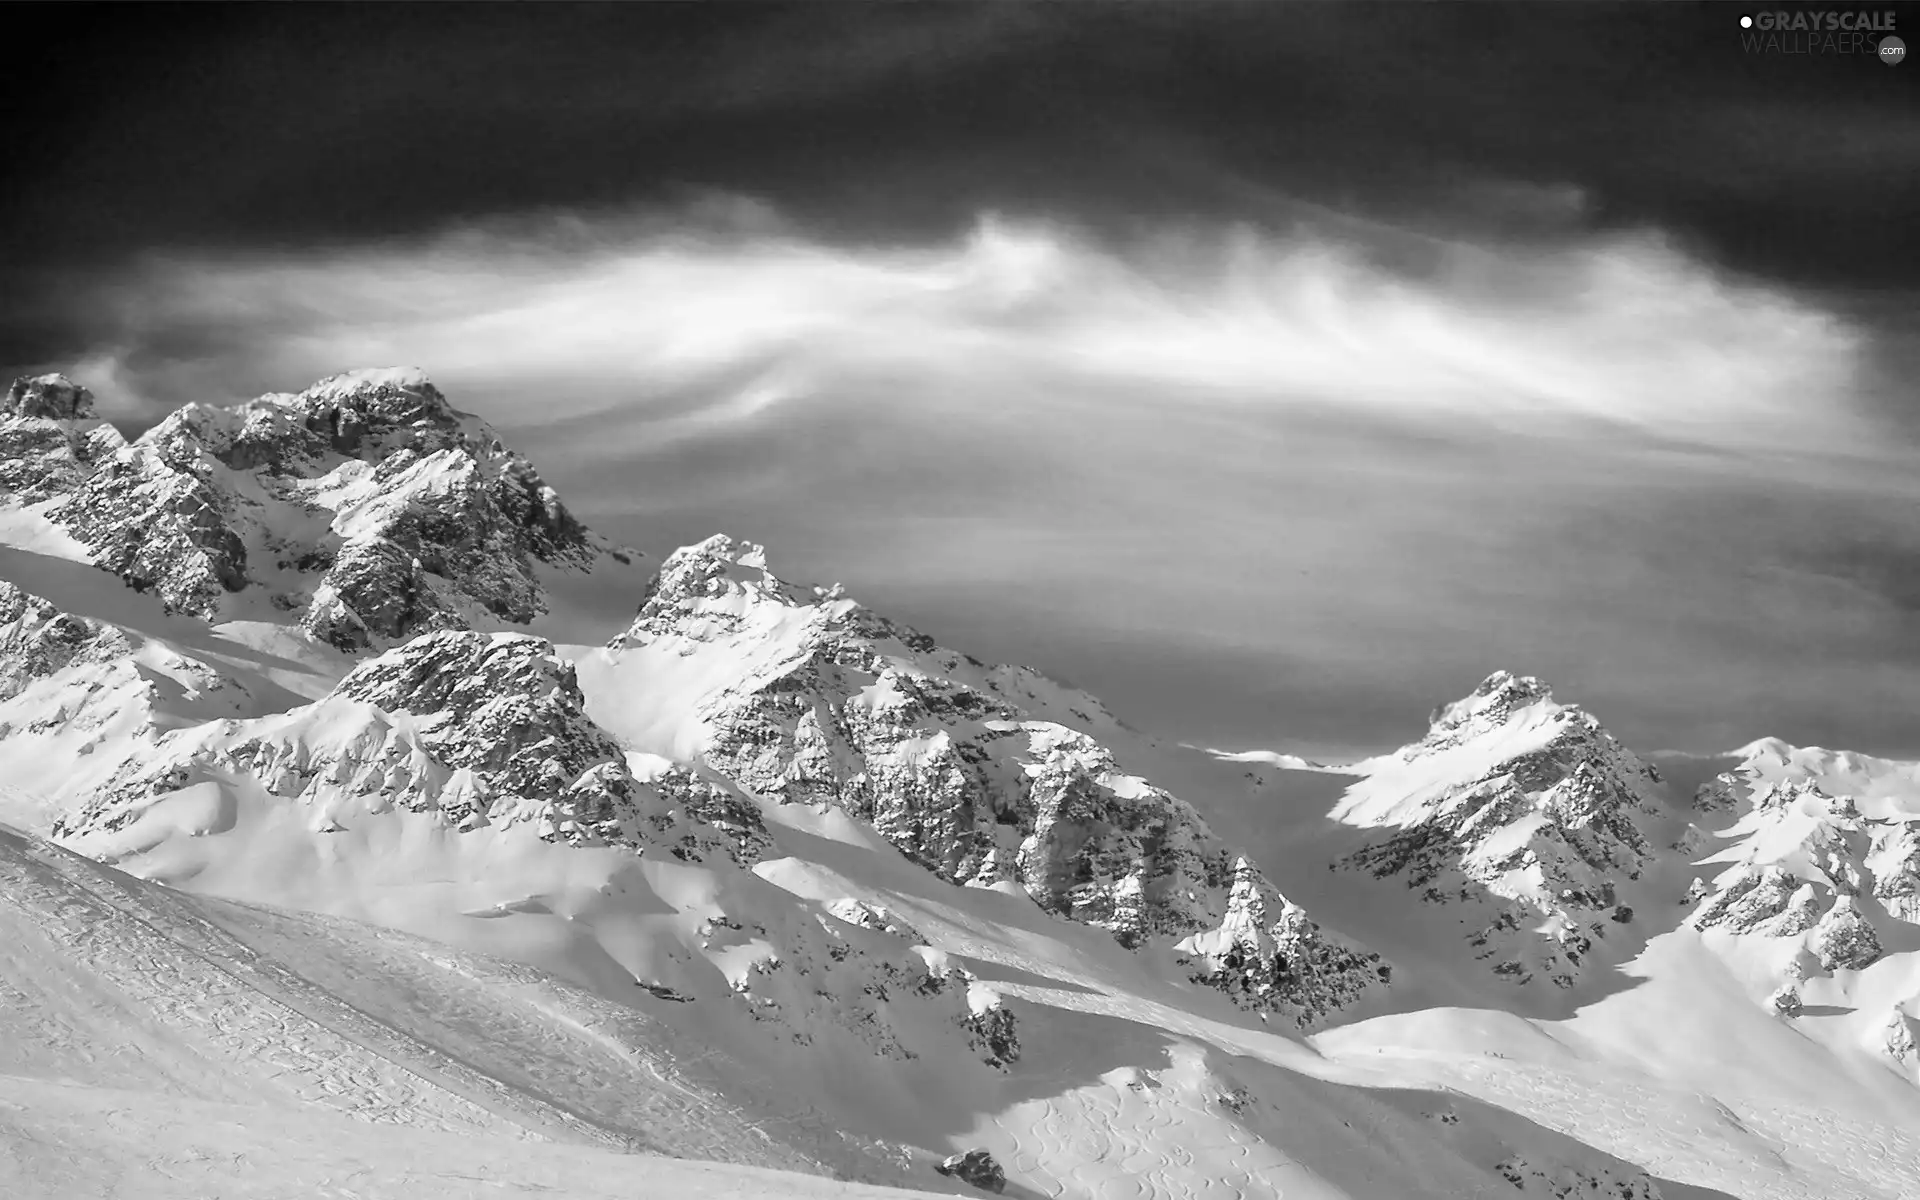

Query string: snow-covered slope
0 822 976 1196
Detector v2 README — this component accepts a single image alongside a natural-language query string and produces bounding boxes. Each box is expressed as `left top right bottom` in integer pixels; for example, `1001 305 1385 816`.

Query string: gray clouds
26 203 1920 758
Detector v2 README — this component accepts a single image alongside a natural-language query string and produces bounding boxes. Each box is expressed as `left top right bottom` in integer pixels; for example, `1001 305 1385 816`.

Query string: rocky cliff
593 534 1388 1026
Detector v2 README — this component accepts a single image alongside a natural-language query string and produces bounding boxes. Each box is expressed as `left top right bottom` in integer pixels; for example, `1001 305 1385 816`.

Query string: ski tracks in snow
0 829 567 1142
1341 1051 1920 1200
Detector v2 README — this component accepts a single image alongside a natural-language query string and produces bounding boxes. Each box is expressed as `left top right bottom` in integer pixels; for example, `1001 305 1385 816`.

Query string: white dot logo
1740 14 1753 28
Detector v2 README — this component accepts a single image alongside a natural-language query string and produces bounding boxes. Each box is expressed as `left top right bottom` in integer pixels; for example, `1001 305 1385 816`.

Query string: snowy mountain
582 533 1389 1027
4 367 1920 1200
1683 740 1920 1061
2 368 628 646
1328 671 1667 990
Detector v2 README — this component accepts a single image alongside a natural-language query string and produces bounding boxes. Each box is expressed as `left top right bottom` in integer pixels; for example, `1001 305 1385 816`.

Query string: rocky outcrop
55 631 771 865
960 986 1021 1069
60 443 252 615
3 374 94 421
1886 1006 1918 1067
935 1148 1007 1194
0 580 255 749
1330 671 1662 989
0 581 132 702
11 369 615 640
1174 857 1389 1019
1685 769 1918 988
0 375 125 505
600 535 1386 1026
1868 819 1920 924
826 898 926 943
697 903 1018 1068
1493 1154 1662 1199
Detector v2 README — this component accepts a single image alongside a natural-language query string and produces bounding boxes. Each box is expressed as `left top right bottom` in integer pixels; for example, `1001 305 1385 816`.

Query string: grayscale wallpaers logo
1738 10 1902 59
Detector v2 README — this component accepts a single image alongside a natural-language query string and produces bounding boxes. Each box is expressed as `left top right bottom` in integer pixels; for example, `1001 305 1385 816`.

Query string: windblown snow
2 368 1918 1200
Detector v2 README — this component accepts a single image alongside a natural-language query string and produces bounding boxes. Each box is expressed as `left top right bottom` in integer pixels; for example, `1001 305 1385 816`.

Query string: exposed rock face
1174 857 1387 1018
12 369 611 639
1330 671 1663 989
56 631 770 865
0 581 131 701
960 985 1021 1069
0 375 124 504
599 535 1386 1027
1688 776 1894 974
1886 1006 1918 1067
935 1148 1007 1194
1769 983 1804 1018
0 580 256 751
3 374 95 421
1868 819 1920 924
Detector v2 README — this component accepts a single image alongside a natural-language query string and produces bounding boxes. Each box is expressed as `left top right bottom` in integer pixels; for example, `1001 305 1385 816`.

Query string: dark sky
4 3 1920 758
4 4 1916 320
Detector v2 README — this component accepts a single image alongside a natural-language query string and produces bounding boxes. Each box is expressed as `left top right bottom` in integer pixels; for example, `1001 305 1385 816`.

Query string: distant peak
632 534 840 620
1729 736 1795 762
3 374 96 421
652 534 774 590
1428 670 1555 734
290 367 456 421
303 366 439 398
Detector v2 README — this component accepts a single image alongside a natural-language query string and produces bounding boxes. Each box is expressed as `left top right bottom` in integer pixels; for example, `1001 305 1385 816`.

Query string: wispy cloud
72 204 1870 449
37 201 1920 755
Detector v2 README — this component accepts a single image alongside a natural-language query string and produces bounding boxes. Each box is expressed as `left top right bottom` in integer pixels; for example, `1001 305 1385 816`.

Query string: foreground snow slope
0 815 1692 1200
0 822 970 1198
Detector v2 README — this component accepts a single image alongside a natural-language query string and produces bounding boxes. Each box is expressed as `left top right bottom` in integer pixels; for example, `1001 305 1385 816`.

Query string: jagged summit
1424 670 1555 745
625 535 832 633
618 534 936 658
1 368 617 647
0 374 123 504
3 374 96 421
154 366 475 473
1333 672 1664 990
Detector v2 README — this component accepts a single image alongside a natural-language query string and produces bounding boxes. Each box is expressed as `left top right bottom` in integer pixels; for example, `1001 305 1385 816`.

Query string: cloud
34 200 1920 756
68 204 1870 450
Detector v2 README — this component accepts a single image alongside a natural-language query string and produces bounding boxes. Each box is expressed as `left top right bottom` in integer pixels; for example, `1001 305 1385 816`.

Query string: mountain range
2 368 1917 1200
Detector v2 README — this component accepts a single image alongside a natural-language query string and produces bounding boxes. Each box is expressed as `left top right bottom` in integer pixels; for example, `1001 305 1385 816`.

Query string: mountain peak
1428 670 1556 737
306 365 439 396
3 374 96 422
1336 672 1661 991
619 533 857 648
7 369 605 640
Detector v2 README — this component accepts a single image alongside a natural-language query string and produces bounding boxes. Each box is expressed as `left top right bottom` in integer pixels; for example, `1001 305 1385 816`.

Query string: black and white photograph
1 3 1918 1197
